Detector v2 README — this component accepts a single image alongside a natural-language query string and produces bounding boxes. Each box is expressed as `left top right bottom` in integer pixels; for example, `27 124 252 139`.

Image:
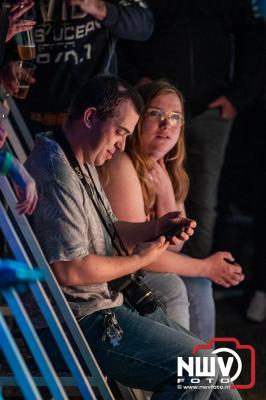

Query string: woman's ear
83 108 96 128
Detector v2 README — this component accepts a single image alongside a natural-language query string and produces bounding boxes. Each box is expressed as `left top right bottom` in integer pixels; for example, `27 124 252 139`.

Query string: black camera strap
52 129 128 257
52 129 130 345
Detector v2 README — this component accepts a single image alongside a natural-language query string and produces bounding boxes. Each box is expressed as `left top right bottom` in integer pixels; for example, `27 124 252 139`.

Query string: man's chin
94 158 106 166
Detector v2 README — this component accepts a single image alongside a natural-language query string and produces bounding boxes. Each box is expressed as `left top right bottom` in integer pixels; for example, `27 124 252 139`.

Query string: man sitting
25 75 242 399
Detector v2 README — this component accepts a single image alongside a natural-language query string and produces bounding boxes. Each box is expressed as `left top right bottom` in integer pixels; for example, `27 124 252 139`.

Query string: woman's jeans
143 272 190 330
38 306 241 400
143 272 215 343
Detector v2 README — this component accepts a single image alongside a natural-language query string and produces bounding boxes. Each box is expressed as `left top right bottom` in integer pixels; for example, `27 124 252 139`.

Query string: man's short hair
67 75 144 122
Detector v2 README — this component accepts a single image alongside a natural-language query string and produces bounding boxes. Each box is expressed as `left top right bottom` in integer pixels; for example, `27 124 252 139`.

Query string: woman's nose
159 116 169 129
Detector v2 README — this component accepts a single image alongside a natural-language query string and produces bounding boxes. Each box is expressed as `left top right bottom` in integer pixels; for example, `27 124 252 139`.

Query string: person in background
0 2 37 215
99 80 245 341
0 0 36 64
10 0 153 134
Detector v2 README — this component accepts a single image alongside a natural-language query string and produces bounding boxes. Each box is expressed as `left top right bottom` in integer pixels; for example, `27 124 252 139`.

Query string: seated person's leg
38 305 241 399
142 271 190 330
80 306 241 400
182 277 215 342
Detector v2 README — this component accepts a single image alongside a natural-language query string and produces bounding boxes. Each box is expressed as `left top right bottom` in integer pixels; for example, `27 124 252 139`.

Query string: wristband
0 152 14 176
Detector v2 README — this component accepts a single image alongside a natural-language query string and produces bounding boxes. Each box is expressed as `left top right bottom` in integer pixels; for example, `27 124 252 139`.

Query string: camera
110 271 159 315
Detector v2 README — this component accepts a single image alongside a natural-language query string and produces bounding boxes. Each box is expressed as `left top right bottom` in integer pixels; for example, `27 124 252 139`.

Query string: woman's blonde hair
126 80 189 216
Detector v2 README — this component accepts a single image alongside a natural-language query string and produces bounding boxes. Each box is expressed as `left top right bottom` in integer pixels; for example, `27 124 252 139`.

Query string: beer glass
15 3 36 60
13 61 36 100
16 30 36 60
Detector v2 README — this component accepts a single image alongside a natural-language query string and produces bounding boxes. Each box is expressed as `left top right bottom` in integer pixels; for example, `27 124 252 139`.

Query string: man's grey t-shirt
25 133 123 327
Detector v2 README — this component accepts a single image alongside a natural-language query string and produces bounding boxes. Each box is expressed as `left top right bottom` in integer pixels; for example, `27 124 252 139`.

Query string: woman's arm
99 154 244 287
100 152 147 222
145 250 244 288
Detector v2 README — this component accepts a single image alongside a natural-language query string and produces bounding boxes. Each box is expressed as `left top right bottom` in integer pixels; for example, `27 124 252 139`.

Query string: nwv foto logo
177 338 255 389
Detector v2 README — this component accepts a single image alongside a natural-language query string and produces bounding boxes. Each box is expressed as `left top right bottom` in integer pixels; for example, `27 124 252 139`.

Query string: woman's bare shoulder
108 152 136 175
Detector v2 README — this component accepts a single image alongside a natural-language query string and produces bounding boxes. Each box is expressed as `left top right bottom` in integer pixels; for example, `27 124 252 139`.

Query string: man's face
85 99 139 166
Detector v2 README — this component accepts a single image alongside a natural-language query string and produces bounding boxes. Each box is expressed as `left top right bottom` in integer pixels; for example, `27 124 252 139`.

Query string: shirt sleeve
102 0 154 41
32 176 91 264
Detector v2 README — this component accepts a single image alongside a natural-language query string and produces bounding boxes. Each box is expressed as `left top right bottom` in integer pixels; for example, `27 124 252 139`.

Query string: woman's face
140 92 184 160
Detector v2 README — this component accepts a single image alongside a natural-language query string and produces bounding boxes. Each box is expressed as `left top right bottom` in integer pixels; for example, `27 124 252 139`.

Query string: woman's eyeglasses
145 109 184 128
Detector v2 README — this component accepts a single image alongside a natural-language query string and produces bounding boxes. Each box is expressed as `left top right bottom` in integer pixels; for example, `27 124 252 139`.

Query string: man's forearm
51 253 143 286
114 220 158 251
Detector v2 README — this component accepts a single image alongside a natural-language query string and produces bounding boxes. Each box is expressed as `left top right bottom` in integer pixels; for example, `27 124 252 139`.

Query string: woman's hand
204 251 245 288
8 158 38 215
149 158 175 198
149 158 178 215
133 236 169 267
6 1 36 43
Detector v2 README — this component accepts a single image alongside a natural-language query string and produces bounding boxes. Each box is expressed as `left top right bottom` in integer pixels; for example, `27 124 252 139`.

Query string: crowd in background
0 0 266 397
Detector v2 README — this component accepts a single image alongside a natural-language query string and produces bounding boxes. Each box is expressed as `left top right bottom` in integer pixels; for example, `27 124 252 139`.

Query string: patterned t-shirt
25 133 123 327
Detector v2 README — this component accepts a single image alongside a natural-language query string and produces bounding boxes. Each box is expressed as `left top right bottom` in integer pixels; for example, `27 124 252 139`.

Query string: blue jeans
143 272 190 330
183 277 215 343
38 306 241 400
143 272 215 343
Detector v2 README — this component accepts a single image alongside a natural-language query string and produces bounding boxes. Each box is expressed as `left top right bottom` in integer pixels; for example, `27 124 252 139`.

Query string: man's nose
116 136 126 152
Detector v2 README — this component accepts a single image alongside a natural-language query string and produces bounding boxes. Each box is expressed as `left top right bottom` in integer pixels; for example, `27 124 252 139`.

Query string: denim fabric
38 306 242 400
182 277 215 343
184 109 233 259
142 271 215 342
142 272 190 330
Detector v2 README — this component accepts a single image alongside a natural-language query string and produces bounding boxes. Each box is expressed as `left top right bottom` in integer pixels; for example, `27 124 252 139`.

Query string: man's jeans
38 306 241 400
184 109 233 258
143 272 215 343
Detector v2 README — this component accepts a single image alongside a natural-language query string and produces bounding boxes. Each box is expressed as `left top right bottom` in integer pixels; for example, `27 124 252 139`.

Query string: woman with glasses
99 80 244 342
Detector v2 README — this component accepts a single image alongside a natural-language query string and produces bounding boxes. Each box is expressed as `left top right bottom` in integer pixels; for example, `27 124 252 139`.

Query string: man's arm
70 0 154 41
51 237 168 286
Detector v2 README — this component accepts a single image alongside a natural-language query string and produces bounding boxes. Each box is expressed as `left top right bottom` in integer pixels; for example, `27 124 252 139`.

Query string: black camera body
110 272 159 315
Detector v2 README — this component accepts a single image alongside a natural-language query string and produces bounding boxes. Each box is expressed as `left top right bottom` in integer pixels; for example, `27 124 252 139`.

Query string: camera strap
52 129 128 257
52 129 127 346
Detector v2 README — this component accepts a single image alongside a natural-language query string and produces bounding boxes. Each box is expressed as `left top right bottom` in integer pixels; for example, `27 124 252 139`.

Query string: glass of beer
15 30 36 60
13 61 36 100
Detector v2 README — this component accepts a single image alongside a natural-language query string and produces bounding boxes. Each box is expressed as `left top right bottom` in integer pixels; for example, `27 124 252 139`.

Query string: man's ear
84 108 97 128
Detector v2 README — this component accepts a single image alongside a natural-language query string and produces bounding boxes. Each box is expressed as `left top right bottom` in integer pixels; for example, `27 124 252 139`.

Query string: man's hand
208 96 237 120
69 0 107 20
6 0 36 43
204 251 245 288
0 62 35 95
157 212 196 243
133 236 169 267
